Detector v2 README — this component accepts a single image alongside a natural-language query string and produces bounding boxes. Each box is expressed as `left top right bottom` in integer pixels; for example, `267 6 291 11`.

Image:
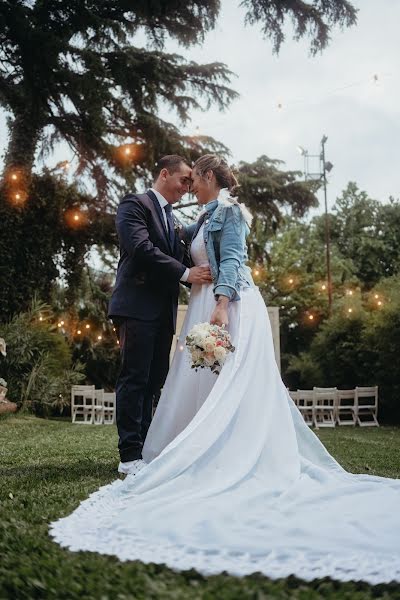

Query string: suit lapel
146 189 173 254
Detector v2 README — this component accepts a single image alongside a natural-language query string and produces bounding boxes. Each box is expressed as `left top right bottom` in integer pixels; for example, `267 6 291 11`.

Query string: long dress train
50 226 400 584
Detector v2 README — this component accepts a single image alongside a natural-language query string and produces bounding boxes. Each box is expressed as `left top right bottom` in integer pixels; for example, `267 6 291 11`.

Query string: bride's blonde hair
193 154 240 196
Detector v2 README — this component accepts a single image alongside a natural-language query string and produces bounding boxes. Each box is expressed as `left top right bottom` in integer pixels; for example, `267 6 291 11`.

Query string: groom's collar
149 187 169 210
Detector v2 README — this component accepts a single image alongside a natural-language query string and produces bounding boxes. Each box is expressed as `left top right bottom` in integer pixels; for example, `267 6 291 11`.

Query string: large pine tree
0 0 357 319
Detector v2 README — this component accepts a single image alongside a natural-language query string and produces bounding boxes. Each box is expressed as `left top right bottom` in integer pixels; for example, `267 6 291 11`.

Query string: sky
160 0 400 211
1 0 399 215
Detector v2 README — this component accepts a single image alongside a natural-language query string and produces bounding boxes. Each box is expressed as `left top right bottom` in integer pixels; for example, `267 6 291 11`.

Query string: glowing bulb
124 147 131 155
77 330 81 335
117 340 120 345
85 324 90 329
57 323 62 328
374 294 379 299
254 269 260 276
39 316 43 322
73 213 80 222
11 173 18 181
289 278 294 285
308 314 314 321
348 290 353 296
97 335 102 341
348 308 353 313
15 193 21 200
60 320 64 325
113 327 116 332
377 300 382 306
321 284 326 291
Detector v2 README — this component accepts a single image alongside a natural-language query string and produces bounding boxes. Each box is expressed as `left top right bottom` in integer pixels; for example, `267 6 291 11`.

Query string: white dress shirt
150 188 189 282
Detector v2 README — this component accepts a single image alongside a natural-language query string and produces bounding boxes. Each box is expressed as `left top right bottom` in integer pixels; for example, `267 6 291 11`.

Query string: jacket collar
204 199 218 215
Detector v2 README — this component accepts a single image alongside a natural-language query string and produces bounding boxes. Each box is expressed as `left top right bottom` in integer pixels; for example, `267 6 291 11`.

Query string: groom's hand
187 266 213 284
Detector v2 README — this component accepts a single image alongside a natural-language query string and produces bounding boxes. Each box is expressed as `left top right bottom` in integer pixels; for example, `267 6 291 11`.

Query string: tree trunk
3 110 41 175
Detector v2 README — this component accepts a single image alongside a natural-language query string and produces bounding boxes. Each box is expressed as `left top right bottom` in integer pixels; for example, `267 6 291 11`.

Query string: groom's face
163 163 192 203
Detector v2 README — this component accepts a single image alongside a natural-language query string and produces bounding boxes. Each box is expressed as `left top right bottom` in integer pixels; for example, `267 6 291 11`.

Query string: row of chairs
288 386 379 428
71 385 116 425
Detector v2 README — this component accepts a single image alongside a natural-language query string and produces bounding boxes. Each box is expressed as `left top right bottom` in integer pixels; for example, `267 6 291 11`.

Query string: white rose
214 346 227 362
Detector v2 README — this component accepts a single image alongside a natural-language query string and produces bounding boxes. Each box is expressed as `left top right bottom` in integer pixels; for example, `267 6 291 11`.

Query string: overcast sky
162 0 400 211
1 0 398 214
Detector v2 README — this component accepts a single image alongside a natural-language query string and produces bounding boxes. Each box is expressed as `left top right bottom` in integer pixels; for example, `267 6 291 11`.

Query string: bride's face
191 168 218 205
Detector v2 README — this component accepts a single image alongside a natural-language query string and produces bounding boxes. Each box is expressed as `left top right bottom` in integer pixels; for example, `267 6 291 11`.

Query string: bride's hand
210 296 229 327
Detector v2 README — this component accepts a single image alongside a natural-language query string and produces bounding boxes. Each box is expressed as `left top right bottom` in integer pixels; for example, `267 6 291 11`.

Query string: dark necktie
164 203 175 247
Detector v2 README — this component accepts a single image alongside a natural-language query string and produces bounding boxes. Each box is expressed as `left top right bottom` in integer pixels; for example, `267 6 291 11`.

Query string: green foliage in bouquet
0 298 84 416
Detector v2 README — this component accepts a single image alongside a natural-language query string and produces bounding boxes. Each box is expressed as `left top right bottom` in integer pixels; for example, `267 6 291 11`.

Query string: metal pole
321 137 333 314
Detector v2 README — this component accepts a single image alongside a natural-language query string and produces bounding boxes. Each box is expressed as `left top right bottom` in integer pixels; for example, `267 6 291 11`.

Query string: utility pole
298 135 334 314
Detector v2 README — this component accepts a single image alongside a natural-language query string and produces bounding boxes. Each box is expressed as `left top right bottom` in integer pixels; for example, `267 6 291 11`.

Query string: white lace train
50 283 400 584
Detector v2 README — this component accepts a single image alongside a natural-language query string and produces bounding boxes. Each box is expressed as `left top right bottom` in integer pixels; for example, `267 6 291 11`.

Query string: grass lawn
1 414 400 600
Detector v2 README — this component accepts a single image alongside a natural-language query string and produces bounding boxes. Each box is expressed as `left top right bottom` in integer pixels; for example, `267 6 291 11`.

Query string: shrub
0 299 84 416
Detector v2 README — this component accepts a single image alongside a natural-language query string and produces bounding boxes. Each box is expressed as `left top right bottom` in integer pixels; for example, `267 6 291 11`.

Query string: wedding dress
50 224 400 584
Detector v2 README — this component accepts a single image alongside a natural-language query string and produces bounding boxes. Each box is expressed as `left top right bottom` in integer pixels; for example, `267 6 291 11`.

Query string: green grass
1 414 400 600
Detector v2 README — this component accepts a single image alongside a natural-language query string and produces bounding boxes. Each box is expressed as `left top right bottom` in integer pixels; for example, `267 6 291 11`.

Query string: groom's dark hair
153 155 191 178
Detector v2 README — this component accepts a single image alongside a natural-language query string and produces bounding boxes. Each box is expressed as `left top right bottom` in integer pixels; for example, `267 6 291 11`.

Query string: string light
377 300 383 307
254 269 260 276
97 335 102 341
11 173 18 181
308 314 314 321
348 308 353 313
321 284 326 291
77 329 82 335
374 294 379 299
39 316 43 322
73 213 80 222
57 323 62 328
288 278 294 285
85 324 90 329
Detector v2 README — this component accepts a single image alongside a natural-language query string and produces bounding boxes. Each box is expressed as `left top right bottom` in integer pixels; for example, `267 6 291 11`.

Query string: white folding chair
336 389 357 426
313 387 337 428
93 389 105 424
296 390 315 427
356 386 379 426
288 390 300 407
103 392 116 425
71 385 95 424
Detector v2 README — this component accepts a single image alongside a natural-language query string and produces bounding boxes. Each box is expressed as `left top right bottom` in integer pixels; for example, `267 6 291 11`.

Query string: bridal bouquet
185 322 235 374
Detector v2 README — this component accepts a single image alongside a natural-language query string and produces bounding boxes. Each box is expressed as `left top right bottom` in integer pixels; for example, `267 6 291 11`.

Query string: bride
51 155 400 584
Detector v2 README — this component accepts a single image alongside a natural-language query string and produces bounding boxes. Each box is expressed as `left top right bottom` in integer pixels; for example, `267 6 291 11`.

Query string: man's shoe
118 459 146 476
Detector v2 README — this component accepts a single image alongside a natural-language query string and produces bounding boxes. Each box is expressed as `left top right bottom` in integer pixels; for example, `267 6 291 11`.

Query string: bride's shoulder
216 189 252 228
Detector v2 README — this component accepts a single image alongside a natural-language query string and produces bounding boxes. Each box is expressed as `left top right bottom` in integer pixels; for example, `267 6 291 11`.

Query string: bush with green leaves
286 276 400 423
0 299 84 416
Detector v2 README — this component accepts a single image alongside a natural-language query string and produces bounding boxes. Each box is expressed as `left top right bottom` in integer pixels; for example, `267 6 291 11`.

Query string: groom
108 155 212 475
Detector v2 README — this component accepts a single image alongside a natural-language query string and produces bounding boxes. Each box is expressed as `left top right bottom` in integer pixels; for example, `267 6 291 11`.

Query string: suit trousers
114 307 174 462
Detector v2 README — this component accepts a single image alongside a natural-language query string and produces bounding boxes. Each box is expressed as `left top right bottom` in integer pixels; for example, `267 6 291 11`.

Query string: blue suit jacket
108 190 187 332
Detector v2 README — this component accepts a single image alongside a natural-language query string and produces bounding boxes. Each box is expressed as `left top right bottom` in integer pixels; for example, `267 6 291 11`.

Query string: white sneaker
118 459 146 476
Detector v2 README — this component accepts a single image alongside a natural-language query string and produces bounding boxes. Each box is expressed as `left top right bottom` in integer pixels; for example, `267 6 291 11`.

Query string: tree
0 0 357 187
0 0 357 319
254 216 358 366
286 276 400 423
236 155 319 261
323 183 400 287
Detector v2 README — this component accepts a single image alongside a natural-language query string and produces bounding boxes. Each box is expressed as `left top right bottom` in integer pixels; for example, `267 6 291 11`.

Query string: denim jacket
183 198 254 301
